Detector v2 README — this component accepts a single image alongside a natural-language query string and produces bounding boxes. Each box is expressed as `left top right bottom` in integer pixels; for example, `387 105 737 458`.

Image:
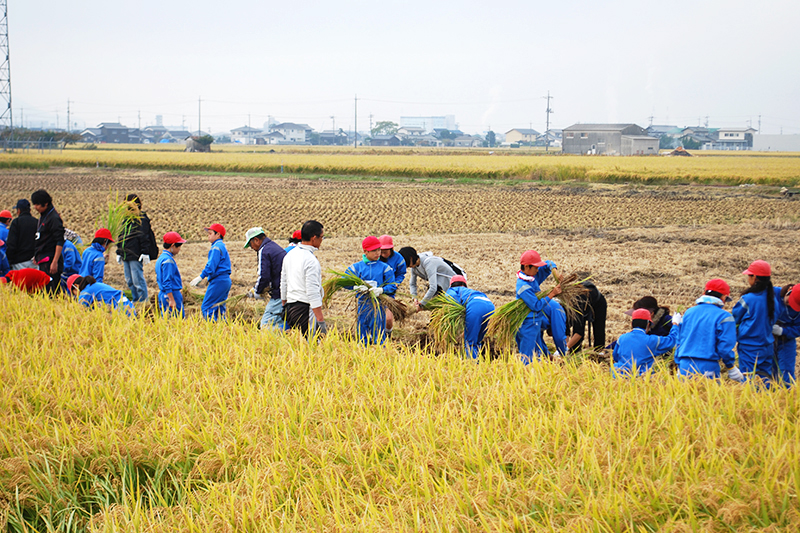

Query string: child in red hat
612 308 679 376
772 282 800 387
78 228 114 282
345 236 396 344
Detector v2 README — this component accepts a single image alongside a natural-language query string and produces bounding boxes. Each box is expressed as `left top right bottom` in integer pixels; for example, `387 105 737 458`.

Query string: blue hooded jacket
79 242 107 282
613 326 679 375
674 295 736 368
732 289 779 348
201 239 232 281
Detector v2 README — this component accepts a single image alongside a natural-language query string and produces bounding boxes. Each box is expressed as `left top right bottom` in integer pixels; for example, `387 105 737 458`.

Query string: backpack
442 258 465 277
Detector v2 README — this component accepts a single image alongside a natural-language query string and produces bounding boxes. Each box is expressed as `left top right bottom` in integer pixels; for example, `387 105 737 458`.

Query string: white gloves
369 287 384 297
190 276 203 288
115 255 122 264
773 324 784 336
246 288 263 300
366 280 378 288
727 366 745 383
138 254 151 265
672 312 682 326
355 285 369 293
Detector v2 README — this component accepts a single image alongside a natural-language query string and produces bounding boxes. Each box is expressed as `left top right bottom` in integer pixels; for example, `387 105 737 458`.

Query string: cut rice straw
426 292 466 352
322 269 408 326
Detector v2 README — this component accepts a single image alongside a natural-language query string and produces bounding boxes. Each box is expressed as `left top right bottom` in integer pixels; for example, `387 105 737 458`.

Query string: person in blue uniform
79 228 114 283
66 274 135 316
0 210 10 254
190 223 232 321
445 275 495 360
536 298 568 358
285 230 302 253
732 260 779 387
0 239 9 277
612 308 680 376
59 239 83 291
515 249 561 364
155 232 186 317
346 236 396 345
674 278 744 381
772 284 800 387
379 234 406 337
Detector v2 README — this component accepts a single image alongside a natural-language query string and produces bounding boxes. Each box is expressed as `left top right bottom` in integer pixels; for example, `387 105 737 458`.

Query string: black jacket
34 206 65 262
6 212 38 264
116 212 153 261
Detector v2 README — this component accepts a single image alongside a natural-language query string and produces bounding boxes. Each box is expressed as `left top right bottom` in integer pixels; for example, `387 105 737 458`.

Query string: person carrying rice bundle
345 236 396 345
673 278 744 382
515 250 561 364
773 284 800 387
445 275 494 360
612 308 679 377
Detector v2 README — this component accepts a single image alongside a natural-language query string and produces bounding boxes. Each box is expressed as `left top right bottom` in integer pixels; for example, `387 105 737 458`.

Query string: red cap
66 274 81 294
742 260 771 277
450 275 467 286
788 288 800 312
163 231 186 245
0 209 11 218
362 236 381 251
520 250 547 267
204 223 226 238
94 228 114 242
378 235 394 249
704 278 731 297
631 308 651 321
292 230 302 240
0 238 4 247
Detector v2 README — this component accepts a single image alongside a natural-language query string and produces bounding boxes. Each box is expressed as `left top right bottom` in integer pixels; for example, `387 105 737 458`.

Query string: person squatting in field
612 308 680 377
346 236 396 345
446 275 495 360
773 284 800 387
1 268 51 292
673 278 745 382
281 220 327 336
31 189 65 294
190 223 232 321
155 232 187 317
79 229 114 283
515 250 562 364
398 246 466 311
244 227 287 330
732 260 780 387
0 239 10 277
66 274 135 316
379 235 406 338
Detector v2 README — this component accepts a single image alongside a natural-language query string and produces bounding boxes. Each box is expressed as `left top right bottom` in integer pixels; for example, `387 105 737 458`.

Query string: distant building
370 135 401 147
400 115 456 132
710 127 756 150
270 123 312 144
562 124 656 155
79 123 140 144
505 128 540 145
454 135 483 148
397 126 426 137
231 126 264 145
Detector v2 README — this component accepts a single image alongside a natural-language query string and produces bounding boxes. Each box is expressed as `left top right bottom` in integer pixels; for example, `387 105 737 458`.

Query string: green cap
243 227 266 249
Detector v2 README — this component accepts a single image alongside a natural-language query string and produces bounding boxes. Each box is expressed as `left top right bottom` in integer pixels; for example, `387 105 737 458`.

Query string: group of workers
1 191 796 388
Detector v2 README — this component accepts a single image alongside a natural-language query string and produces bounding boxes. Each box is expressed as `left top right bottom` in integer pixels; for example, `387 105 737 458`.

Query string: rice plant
95 190 140 243
426 291 466 352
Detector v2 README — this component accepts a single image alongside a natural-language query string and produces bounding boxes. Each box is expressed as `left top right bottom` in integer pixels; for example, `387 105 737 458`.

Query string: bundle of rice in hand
487 268 589 351
426 291 466 352
322 269 409 324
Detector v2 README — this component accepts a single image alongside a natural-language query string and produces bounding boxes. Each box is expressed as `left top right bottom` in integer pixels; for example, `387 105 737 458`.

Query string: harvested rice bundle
97 191 141 244
182 287 205 305
426 292 466 352
549 269 590 323
322 269 409 323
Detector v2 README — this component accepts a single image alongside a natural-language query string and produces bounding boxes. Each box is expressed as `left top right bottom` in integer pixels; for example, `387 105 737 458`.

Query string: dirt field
2 168 800 348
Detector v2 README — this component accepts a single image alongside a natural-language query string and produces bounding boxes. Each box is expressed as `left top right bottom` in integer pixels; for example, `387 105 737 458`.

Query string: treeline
0 128 82 144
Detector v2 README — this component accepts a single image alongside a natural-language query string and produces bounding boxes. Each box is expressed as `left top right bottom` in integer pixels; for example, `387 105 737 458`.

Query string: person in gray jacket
398 246 466 310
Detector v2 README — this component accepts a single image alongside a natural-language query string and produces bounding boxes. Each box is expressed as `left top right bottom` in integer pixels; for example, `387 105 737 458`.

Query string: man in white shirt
280 220 326 336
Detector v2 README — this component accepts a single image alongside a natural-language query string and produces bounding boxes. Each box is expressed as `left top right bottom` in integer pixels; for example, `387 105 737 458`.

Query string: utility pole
704 116 709 128
0 0 12 133
198 96 202 135
66 100 70 133
758 115 761 133
369 113 373 136
648 115 654 127
543 91 553 152
138 110 141 130
354 94 358 148
331 116 335 145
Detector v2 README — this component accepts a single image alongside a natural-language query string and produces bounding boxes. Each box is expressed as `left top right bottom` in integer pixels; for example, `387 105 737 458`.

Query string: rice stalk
486 299 530 351
426 292 466 352
96 190 141 242
381 296 410 323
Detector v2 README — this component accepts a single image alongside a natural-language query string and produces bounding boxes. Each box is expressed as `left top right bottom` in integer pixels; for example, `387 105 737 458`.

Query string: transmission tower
0 0 11 131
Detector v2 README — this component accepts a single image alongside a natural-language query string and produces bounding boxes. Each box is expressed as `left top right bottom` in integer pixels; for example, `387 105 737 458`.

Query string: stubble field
2 166 800 531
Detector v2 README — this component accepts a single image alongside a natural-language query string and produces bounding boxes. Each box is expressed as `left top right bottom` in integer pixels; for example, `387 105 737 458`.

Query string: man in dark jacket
115 194 154 302
31 189 65 294
6 199 38 270
244 226 287 329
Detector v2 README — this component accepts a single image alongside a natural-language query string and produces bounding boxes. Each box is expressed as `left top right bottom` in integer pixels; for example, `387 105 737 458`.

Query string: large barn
562 124 658 155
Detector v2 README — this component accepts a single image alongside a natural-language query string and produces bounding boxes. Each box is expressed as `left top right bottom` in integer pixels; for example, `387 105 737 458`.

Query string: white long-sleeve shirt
280 244 324 308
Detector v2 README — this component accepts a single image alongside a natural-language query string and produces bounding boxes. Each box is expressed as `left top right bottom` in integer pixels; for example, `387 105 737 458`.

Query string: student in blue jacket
773 285 800 387
0 239 9 277
732 260 779 386
515 249 561 364
346 236 396 345
536 298 568 358
445 275 495 360
59 239 83 291
379 234 406 337
613 308 679 376
79 228 114 283
674 278 744 381
155 232 186 317
190 223 232 321
66 274 135 316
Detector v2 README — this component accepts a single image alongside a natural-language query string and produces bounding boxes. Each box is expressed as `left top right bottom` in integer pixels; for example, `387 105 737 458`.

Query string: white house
231 126 264 145
270 123 312 144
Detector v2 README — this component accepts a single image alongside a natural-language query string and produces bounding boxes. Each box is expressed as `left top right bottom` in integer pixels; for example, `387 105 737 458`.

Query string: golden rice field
2 166 800 531
2 145 800 184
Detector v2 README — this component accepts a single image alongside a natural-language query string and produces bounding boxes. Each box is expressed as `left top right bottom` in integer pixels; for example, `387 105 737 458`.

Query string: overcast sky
10 0 800 135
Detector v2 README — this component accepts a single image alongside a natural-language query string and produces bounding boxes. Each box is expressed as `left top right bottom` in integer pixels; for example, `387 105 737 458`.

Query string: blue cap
14 199 30 210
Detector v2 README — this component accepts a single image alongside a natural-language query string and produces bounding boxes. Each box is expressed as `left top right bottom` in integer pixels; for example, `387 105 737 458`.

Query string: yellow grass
2 146 800 184
2 289 799 532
